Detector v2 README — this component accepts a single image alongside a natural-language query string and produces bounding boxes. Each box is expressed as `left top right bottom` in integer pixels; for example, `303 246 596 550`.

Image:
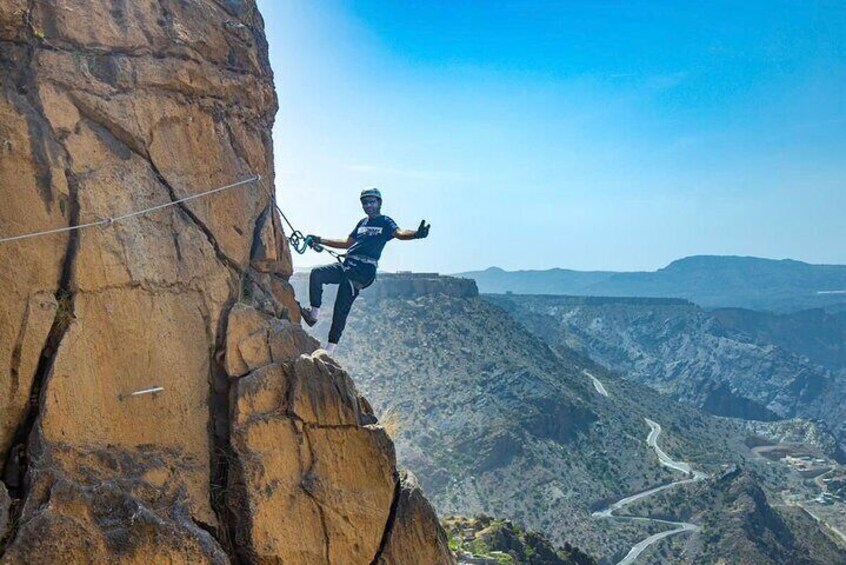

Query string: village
750 439 846 547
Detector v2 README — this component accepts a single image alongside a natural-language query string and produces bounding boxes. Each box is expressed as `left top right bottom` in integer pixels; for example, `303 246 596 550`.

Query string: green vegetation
442 514 595 565
239 283 252 303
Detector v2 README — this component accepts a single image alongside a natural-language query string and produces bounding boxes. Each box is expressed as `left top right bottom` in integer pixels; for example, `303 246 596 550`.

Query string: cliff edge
0 2 451 563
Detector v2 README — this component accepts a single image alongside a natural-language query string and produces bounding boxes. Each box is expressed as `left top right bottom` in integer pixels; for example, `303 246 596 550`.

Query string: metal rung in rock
119 386 164 401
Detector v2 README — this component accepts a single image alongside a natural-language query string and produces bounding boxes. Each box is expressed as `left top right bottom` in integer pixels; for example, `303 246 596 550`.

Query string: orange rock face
377 471 456 565
228 353 397 564
0 2 452 563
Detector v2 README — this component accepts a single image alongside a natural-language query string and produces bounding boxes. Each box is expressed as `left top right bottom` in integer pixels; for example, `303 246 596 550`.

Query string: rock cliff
366 274 478 300
0 2 451 563
291 272 478 303
489 294 846 448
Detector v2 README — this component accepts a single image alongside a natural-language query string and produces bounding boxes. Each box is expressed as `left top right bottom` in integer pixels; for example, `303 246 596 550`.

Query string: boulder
230 351 400 564
269 320 319 365
225 303 276 377
225 303 318 378
270 275 302 324
291 352 363 426
303 425 397 564
230 415 326 564
231 363 289 427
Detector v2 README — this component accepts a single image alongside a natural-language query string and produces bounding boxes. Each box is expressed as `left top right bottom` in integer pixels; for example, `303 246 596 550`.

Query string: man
301 188 429 353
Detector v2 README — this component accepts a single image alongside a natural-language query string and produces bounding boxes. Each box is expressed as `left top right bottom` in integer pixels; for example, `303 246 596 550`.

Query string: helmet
360 187 382 202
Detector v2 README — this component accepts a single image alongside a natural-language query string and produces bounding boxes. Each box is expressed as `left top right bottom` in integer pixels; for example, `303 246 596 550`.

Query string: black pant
309 260 375 344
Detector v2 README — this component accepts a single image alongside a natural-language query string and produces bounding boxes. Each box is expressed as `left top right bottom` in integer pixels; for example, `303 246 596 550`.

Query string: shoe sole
299 304 317 327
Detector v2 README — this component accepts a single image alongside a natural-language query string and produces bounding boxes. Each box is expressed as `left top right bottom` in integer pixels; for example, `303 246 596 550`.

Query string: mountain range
488 293 846 457
292 273 846 564
457 256 846 313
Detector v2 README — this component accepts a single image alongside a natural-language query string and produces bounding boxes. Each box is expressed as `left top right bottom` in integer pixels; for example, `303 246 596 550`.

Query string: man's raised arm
394 220 430 241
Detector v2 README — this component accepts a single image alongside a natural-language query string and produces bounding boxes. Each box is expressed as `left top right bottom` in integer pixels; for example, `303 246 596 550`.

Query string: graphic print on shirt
358 226 384 237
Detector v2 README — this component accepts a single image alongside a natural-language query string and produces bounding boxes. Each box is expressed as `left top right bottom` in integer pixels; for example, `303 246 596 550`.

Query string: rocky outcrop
224 303 314 378
366 274 478 300
377 471 454 565
290 273 478 313
225 312 454 565
228 347 394 564
0 2 451 563
443 515 596 565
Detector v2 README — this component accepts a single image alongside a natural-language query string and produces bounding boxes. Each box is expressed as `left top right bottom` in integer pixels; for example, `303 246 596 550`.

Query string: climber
300 188 430 353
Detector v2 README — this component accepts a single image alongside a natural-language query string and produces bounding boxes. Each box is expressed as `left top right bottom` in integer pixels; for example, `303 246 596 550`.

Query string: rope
0 175 260 244
257 178 344 264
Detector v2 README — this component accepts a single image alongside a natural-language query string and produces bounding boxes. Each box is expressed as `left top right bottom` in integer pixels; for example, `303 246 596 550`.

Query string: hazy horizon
259 1 846 274
454 253 846 274
286 253 846 276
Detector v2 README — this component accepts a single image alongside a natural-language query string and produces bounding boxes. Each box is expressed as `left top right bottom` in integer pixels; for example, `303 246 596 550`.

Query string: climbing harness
0 175 261 244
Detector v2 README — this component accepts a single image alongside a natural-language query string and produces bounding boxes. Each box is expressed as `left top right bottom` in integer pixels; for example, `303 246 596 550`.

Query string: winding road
588 373 706 564
583 369 609 397
645 419 693 475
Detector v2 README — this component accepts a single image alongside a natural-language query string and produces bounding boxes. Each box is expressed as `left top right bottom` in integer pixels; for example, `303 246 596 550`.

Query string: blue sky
257 1 845 273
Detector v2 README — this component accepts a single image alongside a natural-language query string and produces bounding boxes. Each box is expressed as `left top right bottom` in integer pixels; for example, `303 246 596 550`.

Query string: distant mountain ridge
488 293 846 454
711 307 846 372
456 255 846 312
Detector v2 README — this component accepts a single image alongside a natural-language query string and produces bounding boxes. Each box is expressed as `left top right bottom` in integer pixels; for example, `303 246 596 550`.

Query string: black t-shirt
347 215 398 261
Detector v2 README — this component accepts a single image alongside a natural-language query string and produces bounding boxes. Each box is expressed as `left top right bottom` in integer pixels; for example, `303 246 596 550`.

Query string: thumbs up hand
414 220 430 239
